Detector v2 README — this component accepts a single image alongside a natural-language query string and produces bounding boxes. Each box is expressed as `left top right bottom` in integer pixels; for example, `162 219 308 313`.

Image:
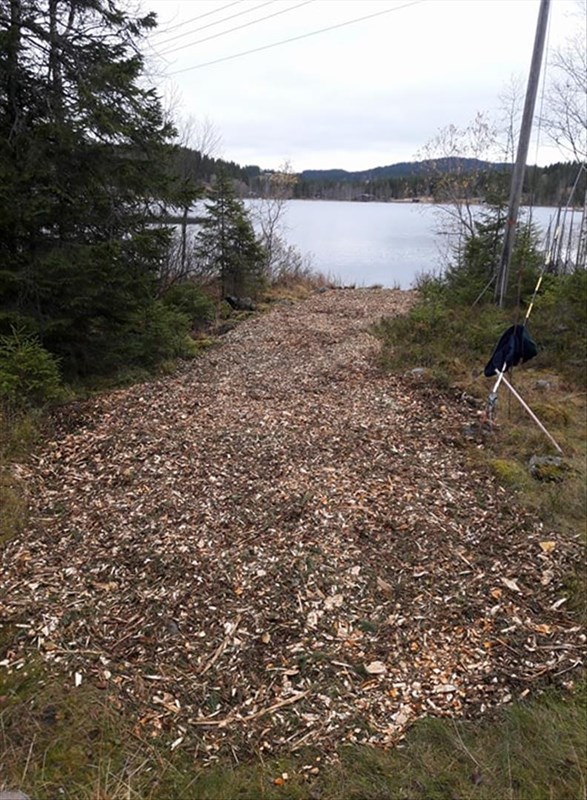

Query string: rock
462 423 478 440
214 322 236 336
164 618 180 636
225 295 256 312
408 367 429 378
534 379 552 391
528 455 568 482
0 791 32 800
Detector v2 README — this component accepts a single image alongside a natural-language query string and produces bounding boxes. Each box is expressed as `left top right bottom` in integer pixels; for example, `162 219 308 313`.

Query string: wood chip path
1 288 584 761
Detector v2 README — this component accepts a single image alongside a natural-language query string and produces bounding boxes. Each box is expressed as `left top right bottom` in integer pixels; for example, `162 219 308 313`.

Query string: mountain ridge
298 157 511 182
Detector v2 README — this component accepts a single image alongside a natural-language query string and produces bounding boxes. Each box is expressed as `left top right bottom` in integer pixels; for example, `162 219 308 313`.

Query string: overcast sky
142 0 582 172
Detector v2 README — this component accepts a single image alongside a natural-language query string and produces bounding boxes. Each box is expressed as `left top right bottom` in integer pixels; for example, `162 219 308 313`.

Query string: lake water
245 200 571 289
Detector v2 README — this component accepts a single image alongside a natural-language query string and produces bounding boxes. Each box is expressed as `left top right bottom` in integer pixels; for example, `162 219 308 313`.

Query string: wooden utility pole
495 0 551 306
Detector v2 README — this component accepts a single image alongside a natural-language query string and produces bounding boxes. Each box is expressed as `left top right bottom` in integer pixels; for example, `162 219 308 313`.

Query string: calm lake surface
246 200 567 289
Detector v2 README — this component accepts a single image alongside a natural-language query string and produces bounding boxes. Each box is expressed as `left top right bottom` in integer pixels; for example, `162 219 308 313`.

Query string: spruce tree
0 0 192 376
195 172 266 298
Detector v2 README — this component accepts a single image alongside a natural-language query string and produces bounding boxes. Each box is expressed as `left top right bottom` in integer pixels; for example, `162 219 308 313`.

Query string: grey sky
143 0 581 171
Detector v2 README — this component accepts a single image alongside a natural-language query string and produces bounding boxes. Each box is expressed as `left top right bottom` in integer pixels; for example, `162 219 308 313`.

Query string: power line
151 0 248 38
169 0 425 76
159 0 314 57
154 0 277 47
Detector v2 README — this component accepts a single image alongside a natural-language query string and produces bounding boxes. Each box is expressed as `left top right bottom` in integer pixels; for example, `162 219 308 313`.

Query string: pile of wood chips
1 288 584 761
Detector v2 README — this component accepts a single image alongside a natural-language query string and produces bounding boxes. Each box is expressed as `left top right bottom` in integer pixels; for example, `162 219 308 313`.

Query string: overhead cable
159 0 314 56
151 0 248 38
168 0 425 75
154 0 277 47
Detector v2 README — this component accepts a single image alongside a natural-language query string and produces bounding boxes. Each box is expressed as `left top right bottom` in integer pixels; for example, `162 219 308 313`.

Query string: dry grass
267 261 337 295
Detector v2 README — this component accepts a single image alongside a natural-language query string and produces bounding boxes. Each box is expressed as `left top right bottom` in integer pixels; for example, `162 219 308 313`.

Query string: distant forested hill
172 150 584 208
298 157 510 182
291 160 584 207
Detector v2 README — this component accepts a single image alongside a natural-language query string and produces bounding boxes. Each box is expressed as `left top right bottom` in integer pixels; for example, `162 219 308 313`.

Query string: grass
0 406 45 546
0 471 26 546
371 273 587 800
1 276 586 799
1 662 585 799
375 276 587 574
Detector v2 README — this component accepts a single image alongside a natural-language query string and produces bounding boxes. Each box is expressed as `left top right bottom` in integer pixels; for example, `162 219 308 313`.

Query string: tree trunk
180 206 188 277
6 0 22 142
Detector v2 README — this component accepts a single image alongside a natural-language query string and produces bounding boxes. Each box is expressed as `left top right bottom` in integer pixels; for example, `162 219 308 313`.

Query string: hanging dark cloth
484 324 538 377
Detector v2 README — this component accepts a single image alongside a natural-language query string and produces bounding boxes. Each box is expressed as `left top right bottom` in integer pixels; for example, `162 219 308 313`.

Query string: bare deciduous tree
418 90 532 282
417 112 498 239
416 112 502 273
498 74 524 164
542 0 587 162
249 160 305 280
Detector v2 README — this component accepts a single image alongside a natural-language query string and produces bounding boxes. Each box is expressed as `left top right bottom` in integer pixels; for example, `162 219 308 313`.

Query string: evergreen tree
0 0 193 376
195 172 266 298
440 208 543 306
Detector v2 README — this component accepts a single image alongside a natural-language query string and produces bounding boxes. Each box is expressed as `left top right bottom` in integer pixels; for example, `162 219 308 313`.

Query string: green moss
530 462 568 482
530 402 570 427
490 458 529 488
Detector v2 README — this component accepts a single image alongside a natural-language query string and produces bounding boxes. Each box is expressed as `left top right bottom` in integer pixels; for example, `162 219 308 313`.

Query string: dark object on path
484 324 538 377
225 295 256 312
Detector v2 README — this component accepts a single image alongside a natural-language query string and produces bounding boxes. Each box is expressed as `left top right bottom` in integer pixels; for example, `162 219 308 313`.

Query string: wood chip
1 288 583 762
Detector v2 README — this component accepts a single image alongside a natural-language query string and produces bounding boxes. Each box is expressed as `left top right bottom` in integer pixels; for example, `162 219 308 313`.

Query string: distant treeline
173 149 585 209
286 161 586 208
172 146 261 191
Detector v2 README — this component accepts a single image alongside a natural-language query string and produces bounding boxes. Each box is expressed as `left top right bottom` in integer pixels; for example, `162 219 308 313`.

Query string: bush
42 294 199 379
530 268 587 386
123 301 198 368
428 211 543 308
161 282 215 328
0 329 63 407
376 296 507 380
379 266 587 393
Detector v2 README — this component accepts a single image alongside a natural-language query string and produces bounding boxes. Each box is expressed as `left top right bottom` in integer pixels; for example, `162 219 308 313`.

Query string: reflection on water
244 200 569 289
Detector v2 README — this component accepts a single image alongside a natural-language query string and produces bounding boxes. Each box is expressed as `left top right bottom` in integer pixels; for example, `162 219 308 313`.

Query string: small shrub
531 268 587 387
376 298 507 382
264 239 333 293
124 301 198 367
0 329 63 407
161 282 215 328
